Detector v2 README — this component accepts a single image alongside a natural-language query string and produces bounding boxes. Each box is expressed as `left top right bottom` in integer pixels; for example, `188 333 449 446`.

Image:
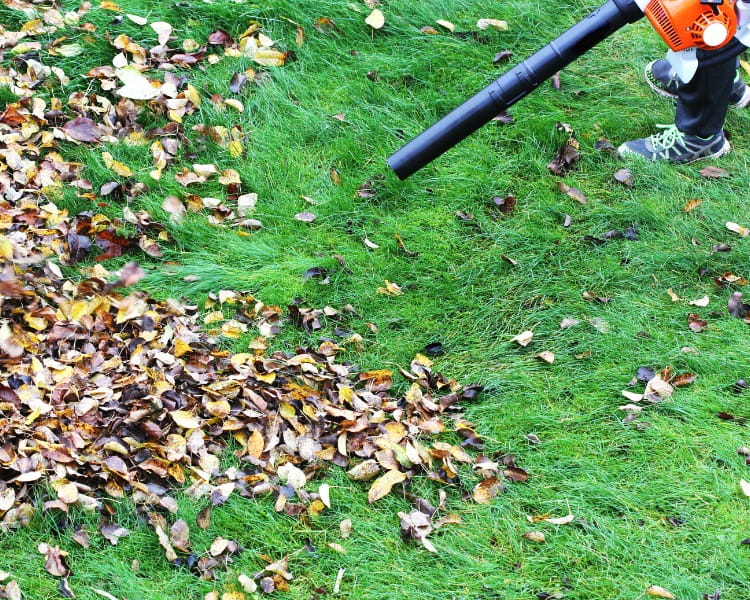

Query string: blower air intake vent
646 0 682 48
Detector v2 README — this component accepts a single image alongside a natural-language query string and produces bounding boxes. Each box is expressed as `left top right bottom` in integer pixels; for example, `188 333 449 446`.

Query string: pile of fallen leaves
0 201 521 586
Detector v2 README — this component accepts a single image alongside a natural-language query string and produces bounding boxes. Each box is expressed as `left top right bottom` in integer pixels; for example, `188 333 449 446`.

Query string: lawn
1 0 750 599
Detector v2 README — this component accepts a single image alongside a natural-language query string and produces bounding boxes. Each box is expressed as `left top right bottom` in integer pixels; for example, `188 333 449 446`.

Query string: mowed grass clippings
2 0 750 599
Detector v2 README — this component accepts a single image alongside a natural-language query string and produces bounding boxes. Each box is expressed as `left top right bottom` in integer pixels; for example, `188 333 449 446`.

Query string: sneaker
645 59 750 108
617 124 730 163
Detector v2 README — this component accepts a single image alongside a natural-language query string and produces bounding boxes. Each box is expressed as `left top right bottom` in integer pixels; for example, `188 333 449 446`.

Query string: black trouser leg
675 52 737 138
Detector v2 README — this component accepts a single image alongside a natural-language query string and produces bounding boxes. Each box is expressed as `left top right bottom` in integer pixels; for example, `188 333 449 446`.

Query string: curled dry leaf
557 181 586 204
399 509 436 552
689 296 710 307
646 585 676 599
522 531 546 543
376 280 403 296
727 221 750 236
535 351 555 364
38 544 70 577
472 477 502 504
510 330 534 347
728 292 750 319
477 18 508 30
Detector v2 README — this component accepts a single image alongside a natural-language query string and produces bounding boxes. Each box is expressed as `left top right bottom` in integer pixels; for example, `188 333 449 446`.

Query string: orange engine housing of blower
644 0 737 51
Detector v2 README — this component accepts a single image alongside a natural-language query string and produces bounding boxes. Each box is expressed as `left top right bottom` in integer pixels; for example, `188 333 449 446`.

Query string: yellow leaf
365 9 385 29
477 18 508 30
436 19 455 31
112 160 133 177
174 338 192 357
100 0 122 11
0 236 13 259
376 280 403 296
645 585 676 599
308 499 326 516
252 49 287 67
683 198 702 212
228 140 243 157
205 399 231 419
367 469 406 503
225 99 244 112
666 288 680 302
246 430 264 458
185 84 201 106
169 410 202 429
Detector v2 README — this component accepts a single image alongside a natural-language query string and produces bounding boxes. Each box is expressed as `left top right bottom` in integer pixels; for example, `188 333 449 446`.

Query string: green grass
3 0 750 598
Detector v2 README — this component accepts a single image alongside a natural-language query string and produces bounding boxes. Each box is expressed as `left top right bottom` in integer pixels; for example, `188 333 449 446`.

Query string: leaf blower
387 0 750 179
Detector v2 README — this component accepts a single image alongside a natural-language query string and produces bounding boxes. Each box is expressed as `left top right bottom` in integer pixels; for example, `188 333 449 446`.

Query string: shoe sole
644 61 750 107
644 61 678 100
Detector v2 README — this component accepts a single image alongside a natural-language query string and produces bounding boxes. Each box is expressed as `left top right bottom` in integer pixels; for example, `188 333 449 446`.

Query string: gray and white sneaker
645 59 750 107
617 124 730 163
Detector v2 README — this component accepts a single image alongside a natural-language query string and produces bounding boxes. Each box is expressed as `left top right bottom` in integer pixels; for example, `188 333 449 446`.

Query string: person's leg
619 53 737 162
645 58 750 107
676 53 738 138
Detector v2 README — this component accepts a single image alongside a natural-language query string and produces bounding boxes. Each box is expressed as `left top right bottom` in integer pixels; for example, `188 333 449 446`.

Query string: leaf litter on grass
0 1 526 593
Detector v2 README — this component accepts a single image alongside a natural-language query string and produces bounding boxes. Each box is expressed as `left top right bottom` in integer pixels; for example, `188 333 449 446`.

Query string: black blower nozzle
387 0 644 180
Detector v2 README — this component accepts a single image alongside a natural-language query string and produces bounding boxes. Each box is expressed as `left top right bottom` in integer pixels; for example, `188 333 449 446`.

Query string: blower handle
387 0 644 180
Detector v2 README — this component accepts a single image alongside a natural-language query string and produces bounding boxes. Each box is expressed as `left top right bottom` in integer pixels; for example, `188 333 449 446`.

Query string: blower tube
387 0 645 180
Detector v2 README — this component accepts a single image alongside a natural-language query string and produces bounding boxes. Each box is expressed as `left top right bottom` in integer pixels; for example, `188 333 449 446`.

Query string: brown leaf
170 519 191 553
557 181 586 204
196 506 212 530
38 544 70 577
613 168 634 187
398 509 436 552
669 373 697 387
472 477 503 504
700 166 729 179
207 29 233 46
62 117 101 142
729 292 750 319
688 313 708 333
492 194 516 213
548 140 580 175
100 524 130 545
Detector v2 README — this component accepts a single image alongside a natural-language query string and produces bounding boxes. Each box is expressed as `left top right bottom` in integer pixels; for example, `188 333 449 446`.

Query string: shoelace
651 124 686 153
